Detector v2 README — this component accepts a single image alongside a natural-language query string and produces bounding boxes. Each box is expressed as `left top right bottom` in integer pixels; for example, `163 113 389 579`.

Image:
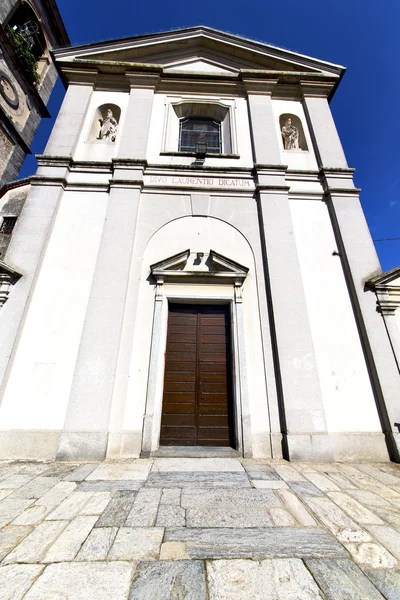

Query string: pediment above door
150 249 248 285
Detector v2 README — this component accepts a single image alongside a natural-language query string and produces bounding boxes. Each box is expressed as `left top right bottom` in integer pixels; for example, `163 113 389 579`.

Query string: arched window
179 117 222 154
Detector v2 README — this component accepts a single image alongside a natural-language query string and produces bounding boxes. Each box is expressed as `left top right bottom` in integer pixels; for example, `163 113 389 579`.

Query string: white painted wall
290 198 381 433
0 190 108 429
272 99 318 171
123 215 269 442
74 90 129 162
146 93 254 168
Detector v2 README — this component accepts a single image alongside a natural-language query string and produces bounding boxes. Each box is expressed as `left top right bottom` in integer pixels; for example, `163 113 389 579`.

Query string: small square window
0 216 17 235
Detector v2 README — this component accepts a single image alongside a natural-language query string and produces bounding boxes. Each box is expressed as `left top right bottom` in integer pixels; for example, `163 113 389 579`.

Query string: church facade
0 27 399 463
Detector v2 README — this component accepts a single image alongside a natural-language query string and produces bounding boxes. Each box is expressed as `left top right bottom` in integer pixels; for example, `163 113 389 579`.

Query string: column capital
125 72 161 90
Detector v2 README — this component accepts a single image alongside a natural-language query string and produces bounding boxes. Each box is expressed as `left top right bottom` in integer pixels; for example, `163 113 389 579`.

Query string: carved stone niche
279 113 308 151
87 103 121 143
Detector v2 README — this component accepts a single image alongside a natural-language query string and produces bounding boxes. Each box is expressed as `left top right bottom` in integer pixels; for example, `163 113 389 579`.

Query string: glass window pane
179 118 221 153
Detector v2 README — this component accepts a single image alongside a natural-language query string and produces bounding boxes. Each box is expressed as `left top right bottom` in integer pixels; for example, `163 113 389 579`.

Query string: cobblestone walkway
1 458 400 598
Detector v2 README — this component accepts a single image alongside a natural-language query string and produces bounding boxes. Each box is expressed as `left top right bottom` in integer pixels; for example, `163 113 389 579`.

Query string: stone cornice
55 58 341 98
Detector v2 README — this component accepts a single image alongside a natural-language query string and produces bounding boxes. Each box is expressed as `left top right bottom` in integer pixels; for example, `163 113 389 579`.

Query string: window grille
179 118 222 154
0 217 17 235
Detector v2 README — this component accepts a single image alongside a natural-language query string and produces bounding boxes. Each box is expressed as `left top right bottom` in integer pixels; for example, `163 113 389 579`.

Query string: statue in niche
98 108 118 142
281 118 299 150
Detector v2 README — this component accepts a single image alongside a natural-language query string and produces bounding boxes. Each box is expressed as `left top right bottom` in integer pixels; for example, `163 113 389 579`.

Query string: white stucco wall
146 93 254 168
0 190 108 429
123 215 269 441
74 91 129 162
290 198 381 433
272 99 318 171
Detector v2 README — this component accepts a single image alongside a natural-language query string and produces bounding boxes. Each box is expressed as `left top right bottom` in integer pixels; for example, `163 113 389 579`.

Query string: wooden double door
160 304 234 447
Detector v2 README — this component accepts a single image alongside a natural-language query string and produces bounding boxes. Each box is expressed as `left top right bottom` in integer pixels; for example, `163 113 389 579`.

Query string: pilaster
117 73 160 159
257 169 333 461
244 80 281 165
0 181 64 400
56 163 144 461
301 82 348 169
324 181 400 461
44 83 95 156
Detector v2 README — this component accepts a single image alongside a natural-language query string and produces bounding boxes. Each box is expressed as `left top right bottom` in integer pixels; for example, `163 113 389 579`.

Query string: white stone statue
98 109 118 142
281 118 299 150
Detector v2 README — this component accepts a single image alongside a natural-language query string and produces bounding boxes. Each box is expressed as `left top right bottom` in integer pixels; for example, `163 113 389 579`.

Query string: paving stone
63 463 98 481
252 480 289 489
306 558 386 599
207 558 324 599
276 490 317 527
288 481 324 498
181 488 279 507
241 461 275 472
125 489 161 526
303 497 372 543
46 491 94 520
156 504 186 527
2 520 68 564
0 564 45 600
0 489 12 500
79 491 111 515
41 464 78 478
160 488 181 505
95 490 136 527
348 490 393 510
43 515 98 562
246 471 281 480
373 507 400 532
12 505 48 526
76 527 118 561
160 542 190 560
147 472 251 488
0 474 34 489
270 507 297 526
327 492 384 525
305 472 341 492
0 525 32 560
273 465 306 482
78 481 142 492
356 465 400 486
129 560 206 599
24 561 135 599
186 507 272 528
108 527 164 561
165 527 347 559
0 497 35 527
86 461 152 481
152 458 244 472
9 477 60 499
320 471 358 490
363 568 400 600
35 482 77 512
345 542 398 568
367 526 400 560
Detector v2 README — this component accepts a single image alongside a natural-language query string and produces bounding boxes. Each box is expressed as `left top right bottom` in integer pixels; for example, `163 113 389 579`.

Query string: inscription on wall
145 175 254 190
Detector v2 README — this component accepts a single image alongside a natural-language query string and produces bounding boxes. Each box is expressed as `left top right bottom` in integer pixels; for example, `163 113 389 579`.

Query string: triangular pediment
150 249 248 283
163 58 238 75
367 266 400 289
54 26 344 78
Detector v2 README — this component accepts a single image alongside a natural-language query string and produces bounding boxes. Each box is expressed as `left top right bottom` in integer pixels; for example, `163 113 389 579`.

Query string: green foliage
6 26 40 85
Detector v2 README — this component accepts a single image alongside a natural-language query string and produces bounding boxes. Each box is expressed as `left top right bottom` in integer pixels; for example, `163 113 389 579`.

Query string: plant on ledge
6 26 40 85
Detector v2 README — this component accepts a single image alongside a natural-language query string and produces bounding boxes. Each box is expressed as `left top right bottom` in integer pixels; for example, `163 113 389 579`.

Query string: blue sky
21 0 400 270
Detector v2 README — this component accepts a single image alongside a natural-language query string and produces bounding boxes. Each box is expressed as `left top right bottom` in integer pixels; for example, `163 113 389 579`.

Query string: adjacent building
0 0 69 186
0 27 399 463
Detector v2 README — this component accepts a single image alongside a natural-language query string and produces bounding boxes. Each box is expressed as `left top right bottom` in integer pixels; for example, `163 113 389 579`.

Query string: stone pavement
1 458 400 599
